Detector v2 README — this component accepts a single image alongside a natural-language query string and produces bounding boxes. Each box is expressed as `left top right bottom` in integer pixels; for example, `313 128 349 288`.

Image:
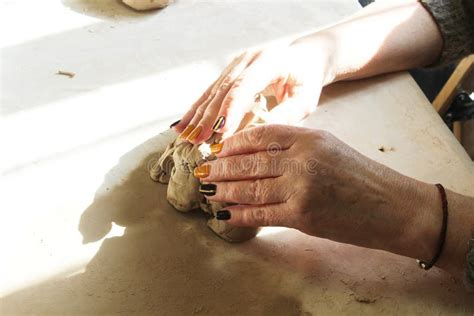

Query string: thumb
263 87 321 125
223 204 285 227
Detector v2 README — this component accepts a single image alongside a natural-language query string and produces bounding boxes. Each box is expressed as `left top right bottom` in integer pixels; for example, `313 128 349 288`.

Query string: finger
220 203 286 227
216 124 298 158
206 177 291 205
201 150 287 182
174 80 215 133
178 78 227 138
190 53 256 144
214 51 284 136
179 54 250 140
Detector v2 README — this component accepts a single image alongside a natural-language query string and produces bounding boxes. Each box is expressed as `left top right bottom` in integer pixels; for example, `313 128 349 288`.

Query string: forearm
326 152 474 280
292 0 443 84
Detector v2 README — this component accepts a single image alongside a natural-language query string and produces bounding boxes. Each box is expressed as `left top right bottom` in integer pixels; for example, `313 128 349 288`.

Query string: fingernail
194 164 210 178
216 210 231 220
210 142 223 155
199 183 216 196
169 120 180 128
179 124 195 139
186 126 202 142
212 116 226 131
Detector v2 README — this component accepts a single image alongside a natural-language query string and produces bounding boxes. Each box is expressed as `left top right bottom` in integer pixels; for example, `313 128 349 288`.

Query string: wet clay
148 95 274 242
122 0 171 11
149 136 259 242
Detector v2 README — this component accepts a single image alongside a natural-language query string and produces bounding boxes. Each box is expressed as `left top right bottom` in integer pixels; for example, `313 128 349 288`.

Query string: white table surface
1 0 473 314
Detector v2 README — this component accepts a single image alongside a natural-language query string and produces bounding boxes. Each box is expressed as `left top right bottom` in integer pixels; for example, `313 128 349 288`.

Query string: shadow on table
1 131 310 315
2 130 473 315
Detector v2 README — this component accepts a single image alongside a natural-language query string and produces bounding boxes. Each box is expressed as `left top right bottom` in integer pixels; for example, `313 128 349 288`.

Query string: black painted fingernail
199 183 216 196
169 120 181 128
216 210 231 220
212 116 226 131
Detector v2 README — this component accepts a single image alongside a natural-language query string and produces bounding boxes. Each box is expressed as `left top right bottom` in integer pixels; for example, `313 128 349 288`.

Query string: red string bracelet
417 183 449 270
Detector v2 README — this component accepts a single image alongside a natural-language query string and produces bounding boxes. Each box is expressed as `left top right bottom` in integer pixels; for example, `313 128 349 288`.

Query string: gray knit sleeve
466 239 474 290
421 0 474 66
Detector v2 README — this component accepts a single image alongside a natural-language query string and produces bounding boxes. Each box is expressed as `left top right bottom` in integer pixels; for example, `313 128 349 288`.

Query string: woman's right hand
172 37 335 144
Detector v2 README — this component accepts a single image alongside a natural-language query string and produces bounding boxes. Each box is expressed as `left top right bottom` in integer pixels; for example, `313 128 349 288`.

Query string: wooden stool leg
433 55 474 115
453 121 463 142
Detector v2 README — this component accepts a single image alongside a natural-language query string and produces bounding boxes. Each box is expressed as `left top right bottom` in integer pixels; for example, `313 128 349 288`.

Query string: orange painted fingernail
179 124 195 139
194 164 210 178
210 142 223 155
186 126 202 142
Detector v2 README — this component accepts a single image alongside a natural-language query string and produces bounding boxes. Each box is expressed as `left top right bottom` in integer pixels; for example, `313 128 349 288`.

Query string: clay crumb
354 296 377 304
193 306 205 314
378 145 394 152
56 70 75 78
340 279 349 285
350 292 377 304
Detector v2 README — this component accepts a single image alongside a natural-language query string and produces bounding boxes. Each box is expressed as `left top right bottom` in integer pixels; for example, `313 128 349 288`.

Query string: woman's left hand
194 124 440 261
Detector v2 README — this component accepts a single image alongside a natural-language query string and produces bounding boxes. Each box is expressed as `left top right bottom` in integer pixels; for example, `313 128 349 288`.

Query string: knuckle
248 157 259 175
225 184 239 201
206 81 220 99
245 126 266 148
241 154 259 175
257 150 271 161
211 160 223 178
250 208 268 226
194 106 206 119
239 211 252 226
253 152 270 174
249 179 269 203
219 158 232 177
264 124 282 140
199 112 214 126
314 129 333 142
219 76 233 92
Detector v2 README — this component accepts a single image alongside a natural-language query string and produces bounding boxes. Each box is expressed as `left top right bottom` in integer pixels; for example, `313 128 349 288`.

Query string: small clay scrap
56 70 75 78
378 145 395 152
354 295 377 304
122 0 172 11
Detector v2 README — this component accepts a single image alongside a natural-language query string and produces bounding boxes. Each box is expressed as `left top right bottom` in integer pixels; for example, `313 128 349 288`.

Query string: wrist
399 181 441 263
361 175 441 260
289 33 338 86
382 176 474 280
401 183 474 279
